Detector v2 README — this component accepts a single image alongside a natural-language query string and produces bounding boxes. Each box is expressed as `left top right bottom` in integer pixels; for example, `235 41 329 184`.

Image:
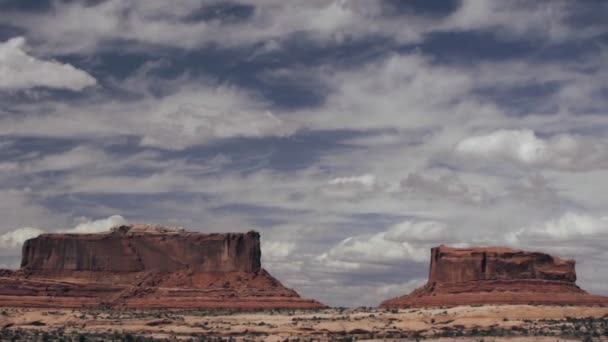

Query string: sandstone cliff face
381 245 608 308
428 245 577 285
0 225 324 309
21 227 261 273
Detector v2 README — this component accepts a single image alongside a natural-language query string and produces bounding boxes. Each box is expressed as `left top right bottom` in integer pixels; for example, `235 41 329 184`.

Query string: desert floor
0 305 607 341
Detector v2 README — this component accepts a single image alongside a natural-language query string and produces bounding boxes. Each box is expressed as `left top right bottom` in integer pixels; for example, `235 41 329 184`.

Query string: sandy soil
0 305 607 341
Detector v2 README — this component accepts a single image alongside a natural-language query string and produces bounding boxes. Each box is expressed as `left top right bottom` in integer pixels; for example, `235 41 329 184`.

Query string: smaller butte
0 224 325 309
381 245 608 308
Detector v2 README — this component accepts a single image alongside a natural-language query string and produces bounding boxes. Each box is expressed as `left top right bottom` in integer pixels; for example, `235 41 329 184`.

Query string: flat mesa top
112 224 188 234
32 224 259 239
436 245 523 254
435 245 574 264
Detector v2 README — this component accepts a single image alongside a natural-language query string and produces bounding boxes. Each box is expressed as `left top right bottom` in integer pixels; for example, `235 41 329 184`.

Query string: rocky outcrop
21 226 261 273
381 245 608 308
427 245 577 285
0 225 324 309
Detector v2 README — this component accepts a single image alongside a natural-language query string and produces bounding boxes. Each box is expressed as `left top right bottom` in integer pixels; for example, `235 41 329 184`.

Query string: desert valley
0 225 607 341
2 1 608 341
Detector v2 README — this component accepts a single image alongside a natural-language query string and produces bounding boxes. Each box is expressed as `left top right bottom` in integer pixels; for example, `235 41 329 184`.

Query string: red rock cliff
428 245 576 285
21 226 261 273
381 245 608 308
0 224 324 309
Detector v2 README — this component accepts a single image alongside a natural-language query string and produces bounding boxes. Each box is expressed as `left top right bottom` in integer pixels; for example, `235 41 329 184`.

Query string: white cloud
138 100 295 149
328 174 377 188
0 81 297 149
1 48 602 154
443 0 576 41
262 240 295 261
1 215 129 247
65 215 127 234
455 129 608 171
0 215 124 265
507 212 608 246
303 54 483 132
384 220 447 244
2 0 594 55
319 174 382 200
0 227 44 249
0 189 68 246
401 171 488 204
131 83 298 149
456 129 547 164
0 37 96 91
23 146 111 173
3 1 426 54
317 220 448 269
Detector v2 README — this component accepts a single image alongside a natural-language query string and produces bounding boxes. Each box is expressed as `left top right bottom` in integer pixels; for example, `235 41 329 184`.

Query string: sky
0 0 607 307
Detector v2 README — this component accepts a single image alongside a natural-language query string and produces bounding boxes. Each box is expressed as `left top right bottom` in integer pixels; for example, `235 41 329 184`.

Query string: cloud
17 146 112 173
384 220 448 244
0 227 44 249
302 53 482 132
0 215 126 252
317 220 448 269
261 240 295 261
137 100 295 149
443 0 575 41
318 174 382 200
2 1 426 54
401 172 488 204
1 47 602 153
0 37 96 91
3 0 596 56
0 189 68 246
0 215 123 268
328 174 377 188
506 212 608 249
65 215 127 234
455 129 608 171
0 80 297 149
456 129 548 164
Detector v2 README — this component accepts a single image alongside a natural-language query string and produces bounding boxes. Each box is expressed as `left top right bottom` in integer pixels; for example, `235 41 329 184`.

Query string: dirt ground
0 304 607 341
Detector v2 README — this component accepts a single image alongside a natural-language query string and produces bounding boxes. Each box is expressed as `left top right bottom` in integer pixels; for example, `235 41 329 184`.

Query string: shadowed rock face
428 245 577 285
0 225 324 309
381 245 608 308
21 227 261 273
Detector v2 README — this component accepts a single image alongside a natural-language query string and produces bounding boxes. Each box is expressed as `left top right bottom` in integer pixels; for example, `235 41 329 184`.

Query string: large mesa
0 224 324 309
381 245 608 308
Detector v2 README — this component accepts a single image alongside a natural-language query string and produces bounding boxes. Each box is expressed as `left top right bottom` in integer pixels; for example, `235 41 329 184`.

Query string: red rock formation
381 245 608 308
0 225 324 309
21 226 261 273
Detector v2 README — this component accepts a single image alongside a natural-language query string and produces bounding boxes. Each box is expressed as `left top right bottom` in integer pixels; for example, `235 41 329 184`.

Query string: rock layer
0 225 324 309
22 226 261 273
381 245 608 308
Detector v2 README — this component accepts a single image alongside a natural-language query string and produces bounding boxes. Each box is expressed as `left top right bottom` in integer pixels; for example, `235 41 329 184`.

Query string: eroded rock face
428 245 577 285
0 225 324 309
21 227 261 273
381 245 608 308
